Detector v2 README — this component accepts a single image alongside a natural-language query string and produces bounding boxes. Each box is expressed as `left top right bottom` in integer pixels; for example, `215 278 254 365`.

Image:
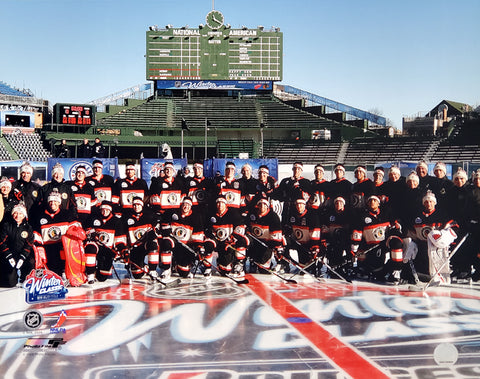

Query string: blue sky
2 0 479 128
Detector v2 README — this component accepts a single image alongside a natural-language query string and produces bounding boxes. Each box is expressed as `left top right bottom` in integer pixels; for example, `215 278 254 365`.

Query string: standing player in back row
275 162 312 224
12 161 41 216
113 162 149 212
87 159 115 207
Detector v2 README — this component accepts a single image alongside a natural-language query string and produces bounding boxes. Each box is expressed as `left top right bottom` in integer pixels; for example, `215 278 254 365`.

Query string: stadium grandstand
0 8 479 178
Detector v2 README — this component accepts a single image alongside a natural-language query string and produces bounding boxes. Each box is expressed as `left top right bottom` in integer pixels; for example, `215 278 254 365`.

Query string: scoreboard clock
54 104 95 126
206 10 224 29
146 10 283 81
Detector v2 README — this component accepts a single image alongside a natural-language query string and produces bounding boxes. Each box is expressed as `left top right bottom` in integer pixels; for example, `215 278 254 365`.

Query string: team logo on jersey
77 197 87 209
167 193 179 205
329 215 336 222
195 189 206 202
290 217 296 223
32 190 38 198
415 217 423 224
127 218 135 225
351 194 362 208
21 231 28 239
71 185 78 192
234 182 239 189
40 218 48 225
134 229 146 240
294 229 304 240
62 193 68 200
162 183 169 189
364 217 372 224
252 226 264 238
126 193 137 205
47 227 62 240
96 190 107 202
373 227 385 240
174 227 187 239
225 191 235 203
421 226 433 239
93 220 101 226
121 182 128 188
190 180 196 187
215 228 228 241
98 232 111 246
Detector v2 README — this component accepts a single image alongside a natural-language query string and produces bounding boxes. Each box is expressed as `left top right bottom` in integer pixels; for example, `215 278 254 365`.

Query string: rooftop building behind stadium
1 9 479 167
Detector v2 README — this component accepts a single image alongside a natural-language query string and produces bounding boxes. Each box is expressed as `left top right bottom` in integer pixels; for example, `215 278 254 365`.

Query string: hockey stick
288 238 351 283
110 260 123 285
244 232 297 284
171 234 249 284
408 259 421 286
127 258 181 287
408 233 469 292
355 242 383 257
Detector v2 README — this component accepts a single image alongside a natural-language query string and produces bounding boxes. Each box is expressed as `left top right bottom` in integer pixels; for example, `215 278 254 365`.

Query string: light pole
181 118 189 158
204 118 211 159
259 122 265 158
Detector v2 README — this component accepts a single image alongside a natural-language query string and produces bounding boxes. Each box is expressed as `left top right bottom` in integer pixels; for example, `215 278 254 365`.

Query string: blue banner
208 158 278 180
156 80 273 91
140 158 188 187
47 158 119 181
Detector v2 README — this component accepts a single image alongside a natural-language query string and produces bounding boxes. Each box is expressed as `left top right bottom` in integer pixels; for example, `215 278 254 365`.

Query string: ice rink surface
2 267 480 379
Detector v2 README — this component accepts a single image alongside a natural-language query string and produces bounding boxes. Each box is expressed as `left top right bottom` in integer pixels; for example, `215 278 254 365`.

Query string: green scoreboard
146 10 283 82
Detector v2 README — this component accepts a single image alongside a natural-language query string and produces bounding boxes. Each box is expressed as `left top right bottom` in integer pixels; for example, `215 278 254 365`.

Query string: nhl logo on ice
24 310 43 329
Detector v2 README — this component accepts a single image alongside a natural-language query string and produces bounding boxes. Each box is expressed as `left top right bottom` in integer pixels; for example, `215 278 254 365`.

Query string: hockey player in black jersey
351 195 404 282
87 159 116 206
84 201 127 283
149 161 185 216
123 197 161 280
283 197 321 274
164 197 207 278
247 197 286 272
31 190 81 277
0 203 34 287
66 165 97 224
12 161 41 216
113 162 149 212
204 195 249 278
